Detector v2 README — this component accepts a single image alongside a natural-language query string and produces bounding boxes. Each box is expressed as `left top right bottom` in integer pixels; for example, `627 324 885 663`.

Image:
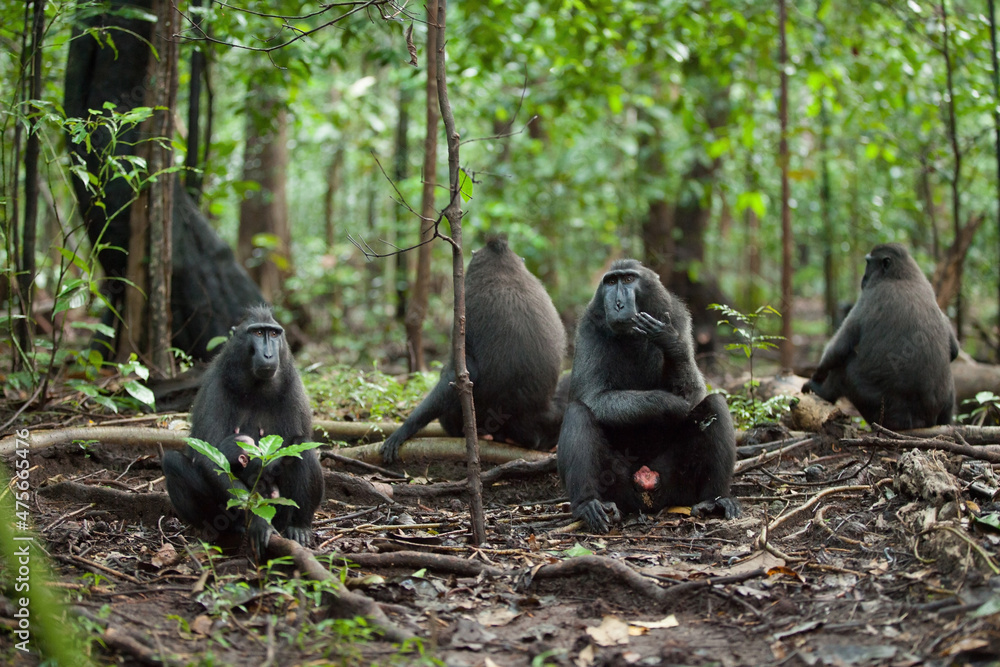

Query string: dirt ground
3 424 1000 666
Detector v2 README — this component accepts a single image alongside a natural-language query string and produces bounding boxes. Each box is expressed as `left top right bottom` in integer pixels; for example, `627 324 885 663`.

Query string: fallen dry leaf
586 616 630 647
575 644 595 667
191 615 213 636
630 615 679 630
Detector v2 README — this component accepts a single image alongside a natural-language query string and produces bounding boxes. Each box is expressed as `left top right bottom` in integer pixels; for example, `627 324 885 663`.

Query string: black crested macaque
557 259 739 534
163 305 322 556
380 237 567 463
804 243 959 429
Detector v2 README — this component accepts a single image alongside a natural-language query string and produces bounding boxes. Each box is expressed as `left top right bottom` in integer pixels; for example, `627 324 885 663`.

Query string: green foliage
65 353 155 414
185 435 322 527
305 365 438 423
711 303 792 428
0 461 88 664
958 391 1000 426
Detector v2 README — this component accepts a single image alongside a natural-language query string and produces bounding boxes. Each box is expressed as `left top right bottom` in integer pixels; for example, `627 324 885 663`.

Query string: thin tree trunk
120 0 176 374
394 84 411 321
989 0 1000 361
184 0 205 201
18 0 45 363
435 0 486 545
146 0 177 375
404 2 439 373
323 146 344 247
820 99 836 334
778 0 794 368
238 86 290 303
941 0 964 340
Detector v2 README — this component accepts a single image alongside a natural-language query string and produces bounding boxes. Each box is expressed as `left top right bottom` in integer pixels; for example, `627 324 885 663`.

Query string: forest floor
3 413 1000 667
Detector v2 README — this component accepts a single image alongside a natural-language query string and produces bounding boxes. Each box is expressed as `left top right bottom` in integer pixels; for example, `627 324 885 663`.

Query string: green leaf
207 336 228 351
271 441 324 460
735 191 766 219
71 321 116 338
186 437 231 475
123 381 156 410
251 505 277 522
562 543 594 558
973 512 1000 532
258 434 286 458
91 395 119 413
459 169 474 203
972 596 1000 618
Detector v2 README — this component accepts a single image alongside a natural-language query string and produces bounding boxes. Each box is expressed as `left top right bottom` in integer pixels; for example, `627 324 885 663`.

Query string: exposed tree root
266 534 412 643
393 456 556 500
527 555 769 608
313 420 446 442
38 482 173 524
334 550 503 577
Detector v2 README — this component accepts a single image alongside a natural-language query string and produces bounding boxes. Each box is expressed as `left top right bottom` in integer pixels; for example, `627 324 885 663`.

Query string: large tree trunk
238 84 290 303
639 77 731 364
403 2 440 373
63 0 263 361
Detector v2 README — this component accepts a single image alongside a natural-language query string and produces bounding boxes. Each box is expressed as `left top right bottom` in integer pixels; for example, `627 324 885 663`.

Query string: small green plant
185 435 322 529
959 391 1000 426
66 353 156 413
710 303 792 428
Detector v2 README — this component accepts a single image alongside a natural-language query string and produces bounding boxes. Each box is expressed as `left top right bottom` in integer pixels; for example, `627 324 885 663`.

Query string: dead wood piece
324 471 394 505
337 439 550 465
313 420 447 442
266 534 411 643
38 483 173 525
789 393 845 432
0 426 187 457
334 550 502 577
895 449 961 505
392 455 557 501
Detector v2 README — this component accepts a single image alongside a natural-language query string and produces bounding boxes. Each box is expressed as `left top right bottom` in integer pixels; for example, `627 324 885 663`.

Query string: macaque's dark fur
163 305 322 554
380 237 567 462
804 243 959 430
557 259 738 533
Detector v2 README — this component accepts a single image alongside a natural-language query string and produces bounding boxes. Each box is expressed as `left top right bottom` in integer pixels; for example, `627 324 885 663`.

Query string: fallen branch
1 427 186 456
266 534 412 642
734 438 817 475
755 484 869 557
334 550 503 577
337 439 550 465
842 435 1000 464
889 424 1000 445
